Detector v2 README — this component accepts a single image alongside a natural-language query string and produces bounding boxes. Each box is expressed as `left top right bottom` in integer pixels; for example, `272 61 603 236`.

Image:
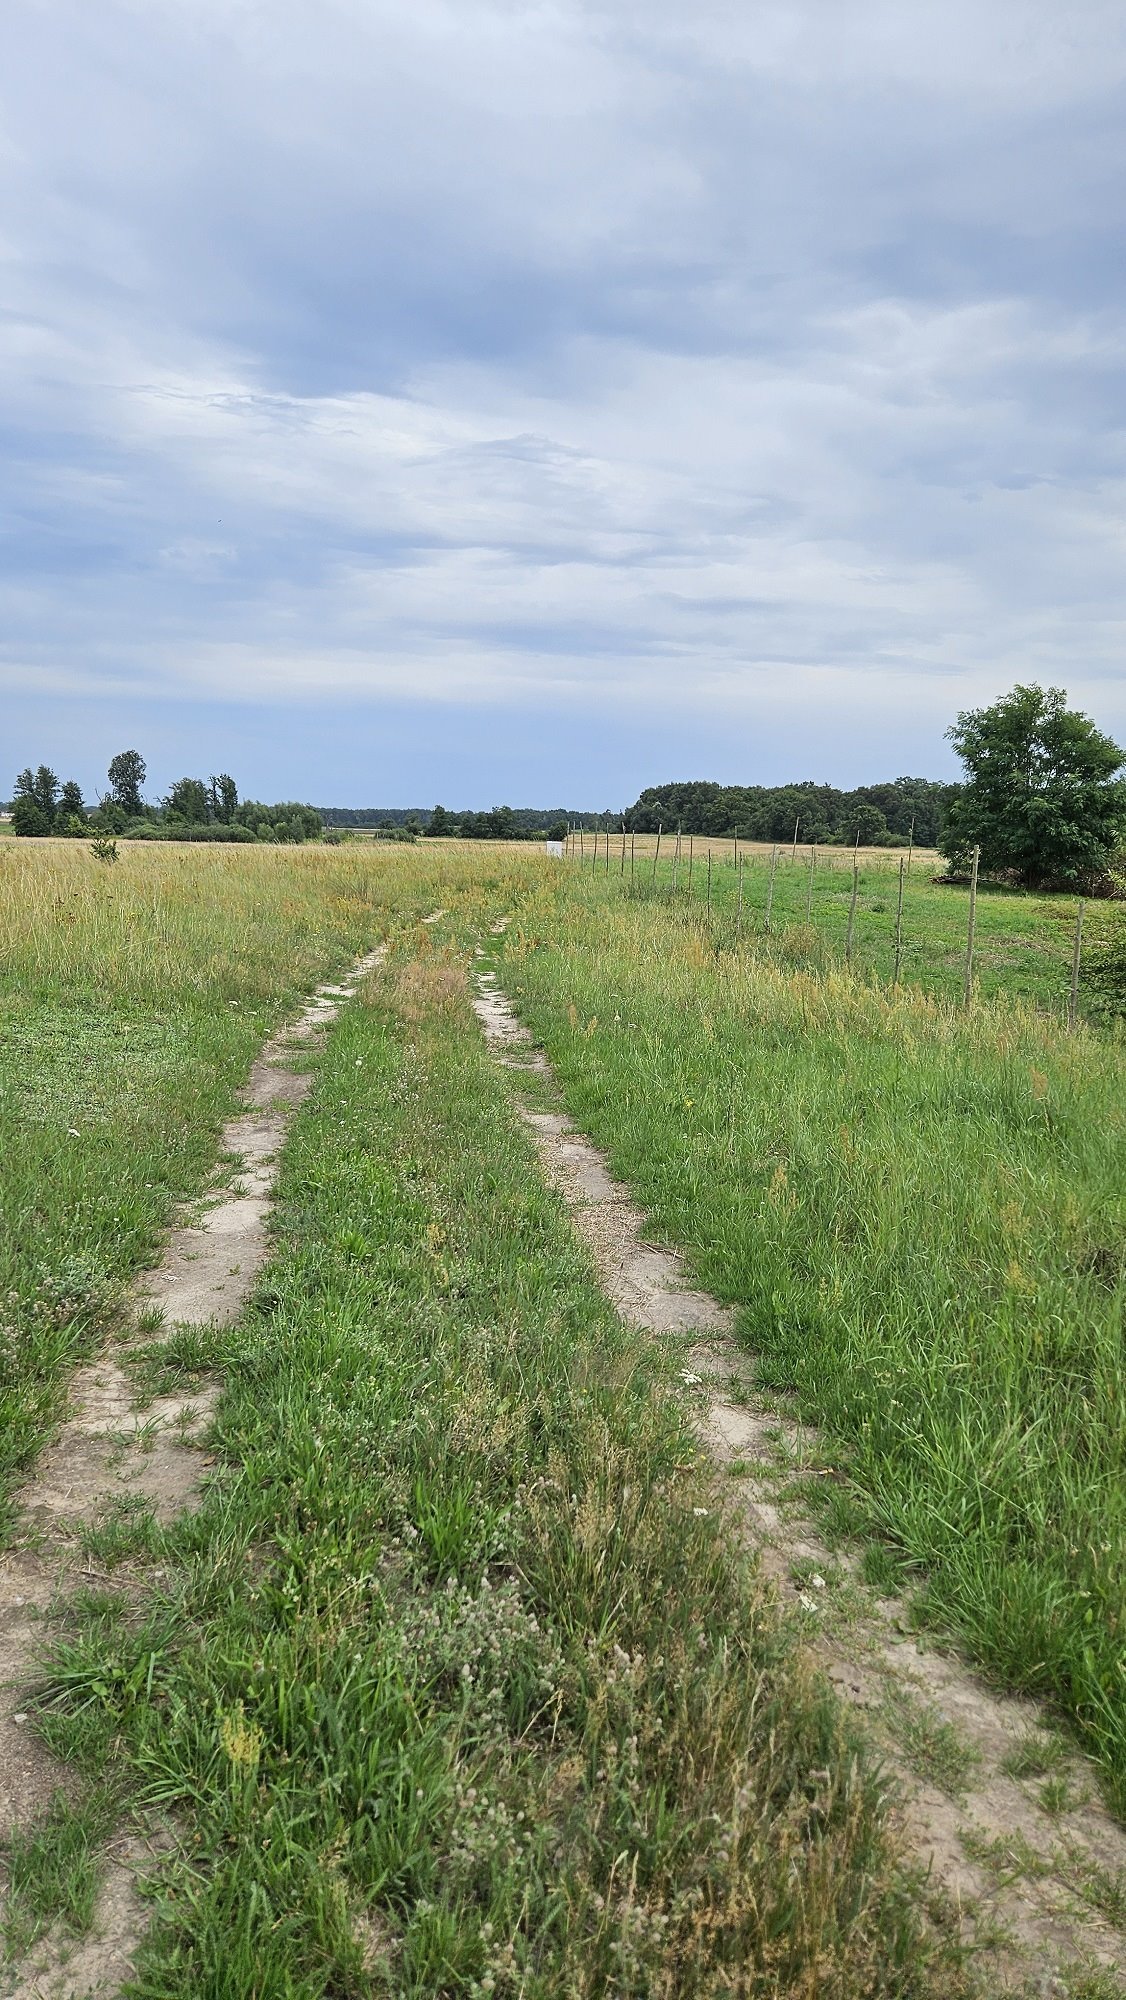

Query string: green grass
583 844 1118 1017
0 839 545 1535
1 1785 120 1959
30 925 953 1997
502 872 1126 1806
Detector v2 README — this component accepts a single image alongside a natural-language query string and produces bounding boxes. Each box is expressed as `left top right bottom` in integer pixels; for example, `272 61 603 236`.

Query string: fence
563 826 1089 1027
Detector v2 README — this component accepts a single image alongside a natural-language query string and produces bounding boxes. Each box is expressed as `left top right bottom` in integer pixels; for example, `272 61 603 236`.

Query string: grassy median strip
34 932 952 1997
501 875 1126 1810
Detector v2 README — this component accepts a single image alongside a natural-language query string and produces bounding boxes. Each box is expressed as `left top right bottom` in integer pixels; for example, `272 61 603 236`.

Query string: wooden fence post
651 824 662 885
907 816 915 874
737 854 744 935
1068 899 1084 1031
765 845 778 932
845 858 860 966
791 816 800 865
893 853 906 985
620 822 627 876
805 845 815 925
707 849 712 918
673 822 681 892
688 835 694 895
630 831 636 888
962 845 980 1008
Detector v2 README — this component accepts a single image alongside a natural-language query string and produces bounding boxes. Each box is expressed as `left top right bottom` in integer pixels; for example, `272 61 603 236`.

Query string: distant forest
622 777 948 846
321 777 948 846
319 805 617 835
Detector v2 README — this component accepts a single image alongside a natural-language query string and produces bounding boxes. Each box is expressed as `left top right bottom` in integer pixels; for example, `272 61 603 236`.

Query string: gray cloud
3 0 1125 794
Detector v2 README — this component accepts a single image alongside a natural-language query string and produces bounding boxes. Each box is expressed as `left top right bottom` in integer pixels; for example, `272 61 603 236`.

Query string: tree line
623 775 946 845
321 805 614 836
9 687 1124 890
7 751 322 844
626 688 1126 891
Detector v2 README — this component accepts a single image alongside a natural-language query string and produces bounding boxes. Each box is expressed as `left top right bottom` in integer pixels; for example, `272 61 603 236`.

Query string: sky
3 1 1125 809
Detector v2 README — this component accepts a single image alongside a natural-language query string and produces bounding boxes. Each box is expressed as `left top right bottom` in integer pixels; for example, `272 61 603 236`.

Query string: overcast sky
3 1 1125 806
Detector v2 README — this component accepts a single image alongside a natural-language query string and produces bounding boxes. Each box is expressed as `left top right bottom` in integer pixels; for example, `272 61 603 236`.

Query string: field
1 838 1124 1995
569 834 1095 1016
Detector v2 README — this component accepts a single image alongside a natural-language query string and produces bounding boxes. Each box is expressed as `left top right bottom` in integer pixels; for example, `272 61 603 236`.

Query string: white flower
693 1507 709 1518
680 1370 702 1386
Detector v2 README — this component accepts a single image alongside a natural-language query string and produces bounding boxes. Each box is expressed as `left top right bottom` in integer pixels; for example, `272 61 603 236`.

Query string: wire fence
564 825 1089 1028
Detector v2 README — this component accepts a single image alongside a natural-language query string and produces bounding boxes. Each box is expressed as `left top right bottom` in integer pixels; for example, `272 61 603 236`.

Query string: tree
107 749 147 816
165 776 210 823
845 801 890 846
59 780 86 823
426 804 457 837
940 684 1126 887
209 774 238 823
11 796 50 836
12 766 59 832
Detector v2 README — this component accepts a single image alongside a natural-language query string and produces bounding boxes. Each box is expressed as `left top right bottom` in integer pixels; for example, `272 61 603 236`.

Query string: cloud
3 0 1125 797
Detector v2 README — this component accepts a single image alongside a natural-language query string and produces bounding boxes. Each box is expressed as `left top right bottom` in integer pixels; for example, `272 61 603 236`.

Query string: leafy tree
12 766 59 833
107 749 147 816
426 804 457 837
11 796 50 836
58 780 86 824
91 799 127 834
209 773 239 823
165 776 210 823
843 801 890 846
940 684 1126 887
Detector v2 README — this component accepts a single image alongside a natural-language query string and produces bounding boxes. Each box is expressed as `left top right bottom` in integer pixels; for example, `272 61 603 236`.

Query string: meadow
1 836 1124 1993
1 842 950 1996
570 833 1096 1016
0 838 525 1529
503 865 1126 1803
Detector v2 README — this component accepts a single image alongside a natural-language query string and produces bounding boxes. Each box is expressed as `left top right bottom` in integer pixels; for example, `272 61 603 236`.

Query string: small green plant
88 835 118 863
1001 1729 1071 1780
880 1685 982 1797
1 1787 118 1958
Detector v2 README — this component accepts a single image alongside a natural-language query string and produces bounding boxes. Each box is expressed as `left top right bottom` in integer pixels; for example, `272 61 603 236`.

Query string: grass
5 838 1125 1986
1 1785 120 1959
573 838 1119 1016
28 918 954 1996
0 838 545 1536
501 870 1126 1806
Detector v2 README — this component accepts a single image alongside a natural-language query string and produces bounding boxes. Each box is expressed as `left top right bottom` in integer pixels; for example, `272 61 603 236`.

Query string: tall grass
505 874 1126 1804
0 840 547 1528
36 922 947 1996
570 844 1106 1015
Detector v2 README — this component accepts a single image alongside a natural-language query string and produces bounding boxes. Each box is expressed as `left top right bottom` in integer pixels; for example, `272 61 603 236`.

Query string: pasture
0 837 1123 1996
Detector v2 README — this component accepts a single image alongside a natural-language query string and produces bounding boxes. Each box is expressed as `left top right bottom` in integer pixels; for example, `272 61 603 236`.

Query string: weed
1000 1729 1072 1780
1 1787 119 1957
879 1684 983 1797
505 871 1126 1802
35 926 957 1996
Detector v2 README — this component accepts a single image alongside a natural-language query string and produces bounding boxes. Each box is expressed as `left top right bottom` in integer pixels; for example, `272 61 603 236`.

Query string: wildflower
220 1705 263 1768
